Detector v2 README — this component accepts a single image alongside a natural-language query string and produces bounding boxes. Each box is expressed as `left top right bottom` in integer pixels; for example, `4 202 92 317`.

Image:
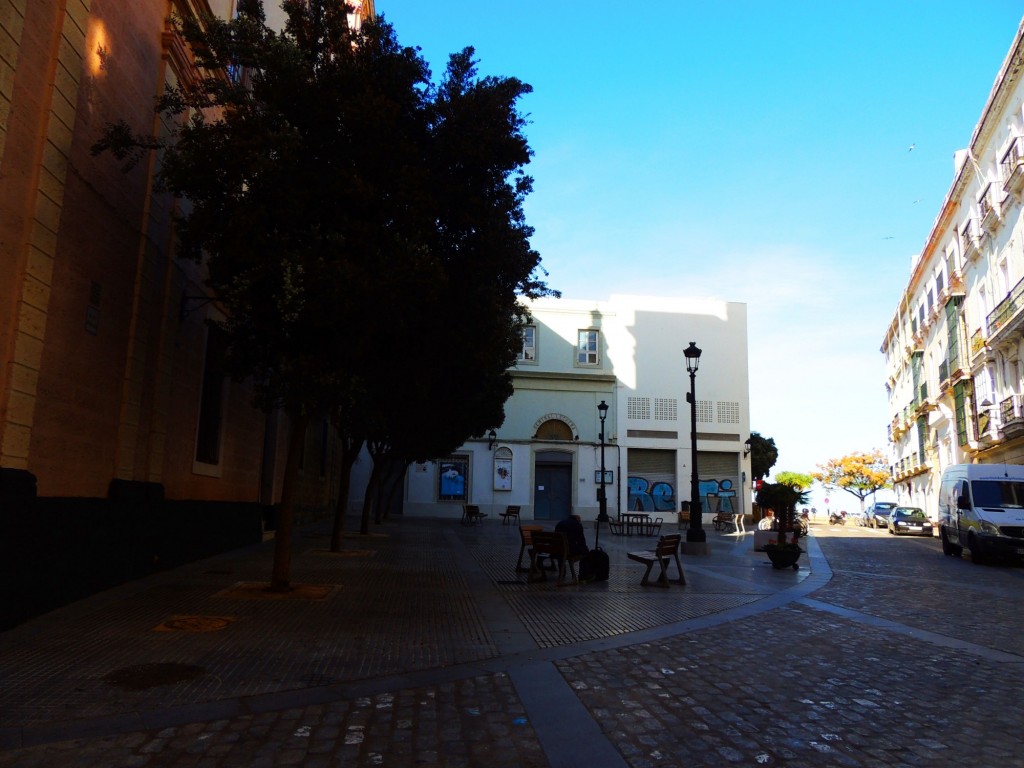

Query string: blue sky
380 1 1023 508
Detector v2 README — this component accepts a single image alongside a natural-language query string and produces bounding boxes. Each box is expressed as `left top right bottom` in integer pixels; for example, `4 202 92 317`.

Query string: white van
937 464 1024 563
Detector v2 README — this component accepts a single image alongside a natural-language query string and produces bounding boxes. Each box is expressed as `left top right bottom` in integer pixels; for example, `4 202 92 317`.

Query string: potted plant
755 482 809 570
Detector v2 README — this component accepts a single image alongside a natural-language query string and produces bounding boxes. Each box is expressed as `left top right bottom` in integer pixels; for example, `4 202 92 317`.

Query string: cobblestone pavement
1 519 1022 766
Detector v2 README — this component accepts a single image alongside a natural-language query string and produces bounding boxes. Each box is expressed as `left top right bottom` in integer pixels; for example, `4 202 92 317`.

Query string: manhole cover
104 662 205 691
153 615 237 632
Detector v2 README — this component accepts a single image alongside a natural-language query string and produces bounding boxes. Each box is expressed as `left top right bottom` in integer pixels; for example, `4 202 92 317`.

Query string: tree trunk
380 457 408 521
270 410 308 592
329 433 364 552
361 453 382 535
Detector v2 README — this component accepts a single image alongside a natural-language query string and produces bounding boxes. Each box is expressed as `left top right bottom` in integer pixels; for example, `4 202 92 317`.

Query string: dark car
887 507 934 536
867 502 897 528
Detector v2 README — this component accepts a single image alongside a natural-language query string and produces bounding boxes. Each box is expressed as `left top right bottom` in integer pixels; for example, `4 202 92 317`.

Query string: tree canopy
748 432 778 481
812 449 892 510
93 0 555 585
773 471 814 490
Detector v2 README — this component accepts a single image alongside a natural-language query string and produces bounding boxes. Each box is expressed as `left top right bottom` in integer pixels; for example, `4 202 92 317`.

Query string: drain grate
104 662 205 691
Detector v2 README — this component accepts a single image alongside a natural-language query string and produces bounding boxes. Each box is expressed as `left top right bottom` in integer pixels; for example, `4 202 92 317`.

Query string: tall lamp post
684 342 705 544
597 400 610 523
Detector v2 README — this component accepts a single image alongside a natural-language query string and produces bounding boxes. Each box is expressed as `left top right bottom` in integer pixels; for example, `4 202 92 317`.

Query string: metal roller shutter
626 449 676 513
697 451 740 514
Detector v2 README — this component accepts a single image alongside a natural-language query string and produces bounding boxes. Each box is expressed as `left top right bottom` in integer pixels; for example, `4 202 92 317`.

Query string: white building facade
883 20 1024 517
378 295 751 523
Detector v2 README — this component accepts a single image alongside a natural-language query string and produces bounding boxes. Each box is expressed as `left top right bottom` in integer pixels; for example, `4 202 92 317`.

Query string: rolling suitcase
580 518 610 582
580 547 609 582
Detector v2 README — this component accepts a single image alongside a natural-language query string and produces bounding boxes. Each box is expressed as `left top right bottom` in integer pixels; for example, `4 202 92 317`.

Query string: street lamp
684 342 705 544
597 400 610 523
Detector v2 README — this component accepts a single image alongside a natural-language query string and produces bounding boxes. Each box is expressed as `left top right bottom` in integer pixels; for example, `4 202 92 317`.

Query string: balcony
1002 137 1024 198
979 183 1001 234
1000 395 1024 439
893 454 930 482
970 328 985 358
986 274 1024 342
973 403 999 447
960 221 981 262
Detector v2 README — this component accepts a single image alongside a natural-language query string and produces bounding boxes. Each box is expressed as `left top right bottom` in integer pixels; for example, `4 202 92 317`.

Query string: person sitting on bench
555 513 589 568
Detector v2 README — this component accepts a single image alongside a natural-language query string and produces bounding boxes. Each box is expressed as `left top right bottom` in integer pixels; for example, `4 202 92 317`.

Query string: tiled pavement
1 517 1022 766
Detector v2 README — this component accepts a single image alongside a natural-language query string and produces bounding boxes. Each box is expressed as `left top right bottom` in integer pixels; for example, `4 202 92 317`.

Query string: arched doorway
534 450 573 521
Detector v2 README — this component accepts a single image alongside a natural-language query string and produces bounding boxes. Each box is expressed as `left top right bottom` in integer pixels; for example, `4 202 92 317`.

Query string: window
628 397 651 419
577 329 600 366
518 325 536 362
195 325 228 467
653 398 677 420
953 382 969 446
696 400 714 423
717 401 740 424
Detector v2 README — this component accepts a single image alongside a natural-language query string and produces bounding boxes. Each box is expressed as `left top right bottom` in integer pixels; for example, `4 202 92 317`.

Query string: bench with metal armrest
461 504 487 525
499 505 521 525
627 533 685 586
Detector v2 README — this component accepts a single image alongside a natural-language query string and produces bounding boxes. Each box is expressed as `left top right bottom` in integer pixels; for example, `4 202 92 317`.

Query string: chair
499 505 521 526
461 504 485 525
528 531 580 585
516 525 545 571
644 516 663 536
608 516 624 535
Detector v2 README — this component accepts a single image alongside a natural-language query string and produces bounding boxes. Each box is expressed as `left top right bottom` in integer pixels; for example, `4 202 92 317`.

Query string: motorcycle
828 511 845 526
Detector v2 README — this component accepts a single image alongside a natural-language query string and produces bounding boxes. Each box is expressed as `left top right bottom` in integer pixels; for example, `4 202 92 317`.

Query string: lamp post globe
683 342 705 544
597 400 610 523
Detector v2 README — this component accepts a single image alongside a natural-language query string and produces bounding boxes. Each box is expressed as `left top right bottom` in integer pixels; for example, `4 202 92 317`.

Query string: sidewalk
0 517 829 765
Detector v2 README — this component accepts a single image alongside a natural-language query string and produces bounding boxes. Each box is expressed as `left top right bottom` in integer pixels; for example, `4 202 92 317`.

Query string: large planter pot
765 546 802 570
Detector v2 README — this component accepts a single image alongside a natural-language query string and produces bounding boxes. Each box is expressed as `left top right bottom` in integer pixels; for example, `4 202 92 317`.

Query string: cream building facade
375 295 752 524
883 19 1024 517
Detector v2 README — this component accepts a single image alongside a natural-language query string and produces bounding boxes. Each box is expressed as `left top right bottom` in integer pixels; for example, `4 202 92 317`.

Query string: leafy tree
774 471 814 490
93 1 554 583
812 449 892 511
748 432 778 481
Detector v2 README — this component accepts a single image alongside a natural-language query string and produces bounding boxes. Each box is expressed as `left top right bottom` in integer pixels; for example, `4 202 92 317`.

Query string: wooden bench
461 504 487 525
499 505 521 526
713 512 733 531
516 525 545 571
528 531 583 585
627 533 685 586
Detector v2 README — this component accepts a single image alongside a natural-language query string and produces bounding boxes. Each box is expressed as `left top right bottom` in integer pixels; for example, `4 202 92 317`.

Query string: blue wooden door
535 464 572 521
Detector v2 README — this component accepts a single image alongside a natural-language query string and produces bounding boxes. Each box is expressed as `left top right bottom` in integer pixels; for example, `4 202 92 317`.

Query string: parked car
887 507 934 536
867 501 897 528
845 510 867 526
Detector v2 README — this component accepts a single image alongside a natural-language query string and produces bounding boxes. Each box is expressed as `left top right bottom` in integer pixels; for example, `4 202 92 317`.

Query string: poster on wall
438 456 469 501
494 457 512 490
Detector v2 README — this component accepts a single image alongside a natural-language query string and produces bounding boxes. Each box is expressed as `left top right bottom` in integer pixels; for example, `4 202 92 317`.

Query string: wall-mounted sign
595 470 613 485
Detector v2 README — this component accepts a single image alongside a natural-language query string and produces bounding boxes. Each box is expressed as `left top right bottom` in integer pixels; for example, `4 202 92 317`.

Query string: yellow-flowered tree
812 450 892 512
